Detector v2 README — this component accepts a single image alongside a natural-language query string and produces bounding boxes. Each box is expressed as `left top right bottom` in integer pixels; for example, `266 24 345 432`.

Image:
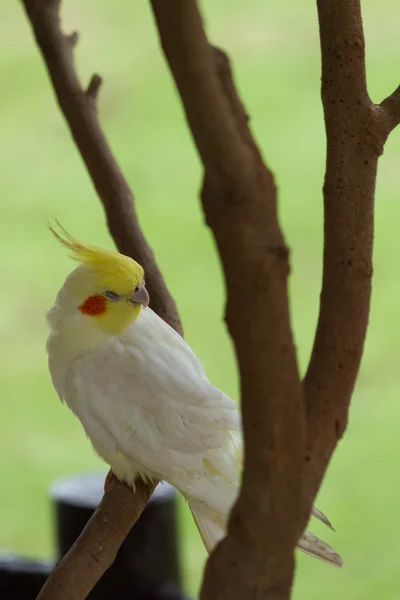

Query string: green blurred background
1 1 399 598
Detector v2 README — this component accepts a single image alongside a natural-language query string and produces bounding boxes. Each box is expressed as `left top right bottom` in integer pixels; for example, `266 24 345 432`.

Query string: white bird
46 225 342 567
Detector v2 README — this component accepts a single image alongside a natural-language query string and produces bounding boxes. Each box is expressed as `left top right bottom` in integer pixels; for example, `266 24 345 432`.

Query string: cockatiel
46 225 342 567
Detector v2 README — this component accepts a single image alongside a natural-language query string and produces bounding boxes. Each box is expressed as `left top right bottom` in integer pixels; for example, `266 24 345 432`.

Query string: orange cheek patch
79 295 107 316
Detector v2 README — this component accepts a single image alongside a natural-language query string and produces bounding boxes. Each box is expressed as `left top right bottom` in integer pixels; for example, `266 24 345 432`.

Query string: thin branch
304 0 400 497
379 84 400 131
22 0 182 334
22 0 183 598
37 479 156 600
85 73 102 100
150 2 307 600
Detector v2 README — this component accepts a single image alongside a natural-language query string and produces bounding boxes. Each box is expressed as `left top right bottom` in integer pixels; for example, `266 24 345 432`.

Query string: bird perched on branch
46 224 342 567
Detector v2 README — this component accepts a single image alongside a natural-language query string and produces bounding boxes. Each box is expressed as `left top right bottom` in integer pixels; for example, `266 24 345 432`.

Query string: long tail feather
190 504 343 568
297 530 343 568
190 505 225 554
312 506 335 531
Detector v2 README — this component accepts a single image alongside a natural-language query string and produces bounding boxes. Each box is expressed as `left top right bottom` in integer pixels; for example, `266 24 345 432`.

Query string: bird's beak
129 283 150 308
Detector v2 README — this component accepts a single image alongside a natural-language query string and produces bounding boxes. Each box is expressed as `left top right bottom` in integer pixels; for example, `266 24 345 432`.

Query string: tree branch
150 2 307 600
22 0 182 334
304 0 400 498
379 84 400 131
37 479 156 600
22 1 182 598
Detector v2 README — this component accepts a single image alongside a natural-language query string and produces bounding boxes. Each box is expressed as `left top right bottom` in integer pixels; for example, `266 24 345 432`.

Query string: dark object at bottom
0 554 53 599
50 472 191 599
0 554 187 599
0 472 192 599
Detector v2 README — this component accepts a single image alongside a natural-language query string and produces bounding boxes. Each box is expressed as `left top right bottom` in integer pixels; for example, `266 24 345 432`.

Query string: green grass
1 1 400 597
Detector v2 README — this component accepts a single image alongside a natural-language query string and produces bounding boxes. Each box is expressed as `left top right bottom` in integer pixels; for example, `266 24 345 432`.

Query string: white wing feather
60 309 241 514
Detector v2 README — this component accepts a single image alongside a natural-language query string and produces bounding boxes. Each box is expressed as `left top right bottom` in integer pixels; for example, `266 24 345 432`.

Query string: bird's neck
48 313 110 361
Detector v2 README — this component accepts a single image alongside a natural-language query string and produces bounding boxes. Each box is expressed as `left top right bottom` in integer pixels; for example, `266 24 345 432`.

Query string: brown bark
20 0 400 599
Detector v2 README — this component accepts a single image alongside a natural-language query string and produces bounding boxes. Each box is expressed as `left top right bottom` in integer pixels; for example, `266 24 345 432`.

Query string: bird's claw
104 469 116 492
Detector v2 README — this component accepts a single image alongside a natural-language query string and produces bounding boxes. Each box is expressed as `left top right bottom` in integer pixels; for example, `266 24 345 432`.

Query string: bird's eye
104 290 120 301
134 280 145 292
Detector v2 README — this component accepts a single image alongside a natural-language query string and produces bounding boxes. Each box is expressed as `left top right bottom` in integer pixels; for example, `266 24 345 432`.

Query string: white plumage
49 306 240 511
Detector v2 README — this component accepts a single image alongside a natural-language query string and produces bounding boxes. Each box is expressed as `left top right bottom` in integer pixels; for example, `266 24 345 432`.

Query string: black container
0 554 53 600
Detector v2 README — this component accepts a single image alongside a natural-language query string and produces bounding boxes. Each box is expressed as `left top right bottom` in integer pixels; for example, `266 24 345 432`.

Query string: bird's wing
62 318 241 511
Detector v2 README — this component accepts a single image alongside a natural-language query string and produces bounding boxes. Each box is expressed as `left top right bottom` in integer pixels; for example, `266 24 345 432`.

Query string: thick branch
37 479 156 600
22 1 183 598
304 0 400 497
22 0 181 334
150 2 306 600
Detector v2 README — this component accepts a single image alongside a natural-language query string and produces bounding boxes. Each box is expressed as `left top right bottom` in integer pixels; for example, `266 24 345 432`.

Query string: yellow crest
48 222 144 293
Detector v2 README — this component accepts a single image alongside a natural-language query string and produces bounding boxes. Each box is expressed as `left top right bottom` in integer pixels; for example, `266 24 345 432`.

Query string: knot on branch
65 31 79 48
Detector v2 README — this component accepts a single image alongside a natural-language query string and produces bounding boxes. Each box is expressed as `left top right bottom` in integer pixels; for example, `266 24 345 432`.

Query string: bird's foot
104 469 116 492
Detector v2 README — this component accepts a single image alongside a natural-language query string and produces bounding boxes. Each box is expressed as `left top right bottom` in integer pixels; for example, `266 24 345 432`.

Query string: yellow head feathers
49 223 148 335
49 222 144 295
